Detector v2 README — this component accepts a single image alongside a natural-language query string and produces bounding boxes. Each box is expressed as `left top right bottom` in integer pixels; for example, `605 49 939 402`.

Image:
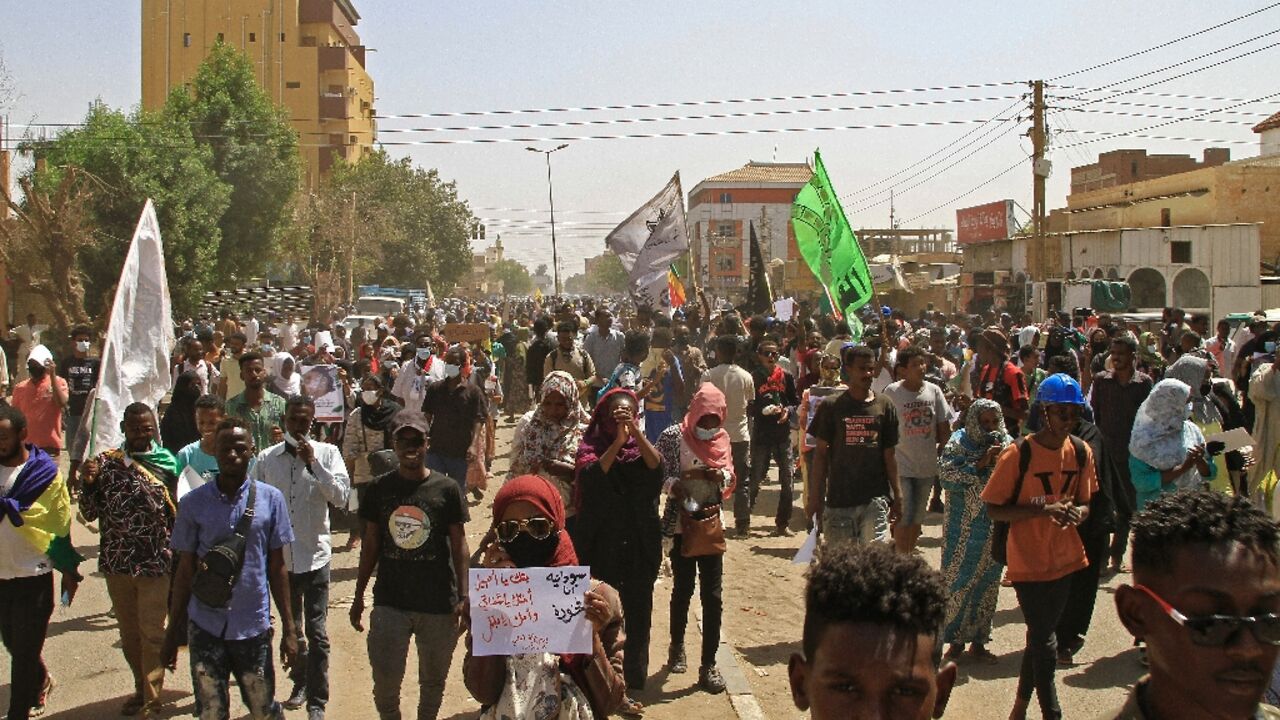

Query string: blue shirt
176 441 221 481
171 478 294 640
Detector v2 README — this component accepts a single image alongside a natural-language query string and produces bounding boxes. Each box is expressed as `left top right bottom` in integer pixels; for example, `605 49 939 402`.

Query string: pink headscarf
680 384 735 498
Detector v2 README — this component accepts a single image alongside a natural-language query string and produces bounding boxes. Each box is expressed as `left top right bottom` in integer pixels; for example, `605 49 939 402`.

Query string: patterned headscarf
511 371 586 476
1130 378 1201 471
1165 354 1222 426
964 398 1009 449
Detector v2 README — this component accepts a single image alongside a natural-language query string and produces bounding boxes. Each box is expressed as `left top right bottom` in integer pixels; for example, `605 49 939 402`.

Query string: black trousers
618 576 656 691
1056 530 1109 654
1108 455 1137 565
669 536 724 668
1013 576 1072 720
0 572 54 720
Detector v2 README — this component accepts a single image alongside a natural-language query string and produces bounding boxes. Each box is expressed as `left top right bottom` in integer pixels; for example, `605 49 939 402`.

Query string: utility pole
1030 79 1047 283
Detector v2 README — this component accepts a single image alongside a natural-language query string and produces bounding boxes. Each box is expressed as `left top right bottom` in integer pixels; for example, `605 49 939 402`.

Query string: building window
216 32 224 43
280 33 286 41
327 84 343 95
249 32 256 42
1160 208 1172 227
716 256 737 272
1171 241 1192 264
285 81 301 89
719 192 732 204
716 222 734 237
183 32 191 47
1130 160 1138 177
349 135 357 145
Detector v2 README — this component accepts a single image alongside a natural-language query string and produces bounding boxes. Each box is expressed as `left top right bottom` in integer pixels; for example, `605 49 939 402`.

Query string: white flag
605 173 688 312
87 199 175 456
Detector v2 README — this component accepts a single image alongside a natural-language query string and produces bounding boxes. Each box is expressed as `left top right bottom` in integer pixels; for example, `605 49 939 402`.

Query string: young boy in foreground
789 543 956 719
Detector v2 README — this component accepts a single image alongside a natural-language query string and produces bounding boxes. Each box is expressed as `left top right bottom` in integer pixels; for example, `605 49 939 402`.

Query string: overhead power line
1049 3 1280 80
901 157 1028 225
373 81 1026 120
1055 90 1280 150
375 94 1023 135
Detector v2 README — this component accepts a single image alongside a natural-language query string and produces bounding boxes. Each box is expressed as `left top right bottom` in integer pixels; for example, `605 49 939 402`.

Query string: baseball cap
392 411 430 436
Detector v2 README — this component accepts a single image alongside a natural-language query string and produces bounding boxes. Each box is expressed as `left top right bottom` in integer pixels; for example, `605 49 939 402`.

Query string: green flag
791 150 873 339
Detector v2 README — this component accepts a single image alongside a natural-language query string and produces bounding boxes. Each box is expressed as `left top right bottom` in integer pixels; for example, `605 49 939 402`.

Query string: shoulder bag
191 481 256 609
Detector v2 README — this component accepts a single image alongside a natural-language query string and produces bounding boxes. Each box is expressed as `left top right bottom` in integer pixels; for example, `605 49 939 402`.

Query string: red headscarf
491 474 579 567
680 384 736 498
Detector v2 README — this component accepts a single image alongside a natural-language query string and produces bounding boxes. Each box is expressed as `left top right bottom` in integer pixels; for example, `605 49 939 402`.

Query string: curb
695 608 769 720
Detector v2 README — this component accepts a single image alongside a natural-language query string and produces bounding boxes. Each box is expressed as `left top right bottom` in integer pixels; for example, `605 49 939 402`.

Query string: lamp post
527 144 568 296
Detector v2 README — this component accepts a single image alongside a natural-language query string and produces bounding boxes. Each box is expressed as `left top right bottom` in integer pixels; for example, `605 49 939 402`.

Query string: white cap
28 344 53 366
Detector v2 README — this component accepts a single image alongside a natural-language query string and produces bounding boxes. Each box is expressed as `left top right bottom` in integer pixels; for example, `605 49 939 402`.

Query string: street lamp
527 143 569 296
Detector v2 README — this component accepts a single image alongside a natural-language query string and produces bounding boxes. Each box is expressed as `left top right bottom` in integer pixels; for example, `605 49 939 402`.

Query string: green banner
791 150 873 339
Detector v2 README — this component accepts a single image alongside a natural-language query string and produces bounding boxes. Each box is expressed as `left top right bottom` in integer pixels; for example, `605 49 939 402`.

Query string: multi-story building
1064 124 1280 267
686 161 815 299
141 0 376 188
1070 148 1231 194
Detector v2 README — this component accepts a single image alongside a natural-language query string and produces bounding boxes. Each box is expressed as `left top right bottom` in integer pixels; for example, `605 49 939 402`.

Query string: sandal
943 643 964 661
121 694 145 716
618 696 645 717
968 645 1000 665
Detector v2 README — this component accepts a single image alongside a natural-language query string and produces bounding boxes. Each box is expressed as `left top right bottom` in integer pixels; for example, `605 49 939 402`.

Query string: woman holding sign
465 475 626 719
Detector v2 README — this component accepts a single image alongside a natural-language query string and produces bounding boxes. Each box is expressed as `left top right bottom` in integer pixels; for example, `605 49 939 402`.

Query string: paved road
3 421 1144 718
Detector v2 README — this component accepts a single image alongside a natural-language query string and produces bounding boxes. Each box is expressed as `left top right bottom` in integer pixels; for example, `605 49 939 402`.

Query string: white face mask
360 390 379 405
75 341 91 353
1147 344 1159 354
416 347 432 360
443 363 462 379
694 426 721 441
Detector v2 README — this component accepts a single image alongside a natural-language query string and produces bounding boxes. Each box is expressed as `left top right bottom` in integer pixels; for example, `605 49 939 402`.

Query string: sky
4 1 1279 278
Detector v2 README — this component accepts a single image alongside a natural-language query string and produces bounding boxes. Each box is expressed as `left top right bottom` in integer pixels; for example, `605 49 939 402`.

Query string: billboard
956 200 1016 244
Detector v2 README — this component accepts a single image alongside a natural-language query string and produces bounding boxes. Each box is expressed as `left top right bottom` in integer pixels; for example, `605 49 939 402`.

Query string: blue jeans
822 498 890 546
288 563 330 711
425 452 468 493
188 622 283 720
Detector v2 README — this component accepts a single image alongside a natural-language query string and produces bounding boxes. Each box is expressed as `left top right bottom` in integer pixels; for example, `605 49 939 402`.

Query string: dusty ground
3 421 1145 719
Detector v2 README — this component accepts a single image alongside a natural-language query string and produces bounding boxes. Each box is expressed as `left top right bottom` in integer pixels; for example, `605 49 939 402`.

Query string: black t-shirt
421 379 486 458
809 391 899 509
750 367 798 444
359 469 469 614
58 356 101 416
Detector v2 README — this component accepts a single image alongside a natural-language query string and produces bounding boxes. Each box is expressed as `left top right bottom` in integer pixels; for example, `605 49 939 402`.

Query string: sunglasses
495 516 554 543
1133 583 1280 647
759 350 779 358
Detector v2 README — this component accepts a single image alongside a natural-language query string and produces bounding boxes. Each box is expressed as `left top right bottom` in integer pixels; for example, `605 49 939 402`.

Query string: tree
590 253 631 295
281 151 475 296
21 103 230 316
535 263 549 277
164 41 300 283
488 258 533 295
0 170 97 329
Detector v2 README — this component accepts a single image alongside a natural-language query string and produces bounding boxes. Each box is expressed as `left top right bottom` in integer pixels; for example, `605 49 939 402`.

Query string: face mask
1266 341 1277 354
416 347 432 360
75 340 91 353
694 426 721 441
1147 344 1158 354
361 390 379 405
443 363 461 379
500 531 561 568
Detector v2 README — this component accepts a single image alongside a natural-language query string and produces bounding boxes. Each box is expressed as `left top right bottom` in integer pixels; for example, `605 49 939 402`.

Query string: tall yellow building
141 0 376 188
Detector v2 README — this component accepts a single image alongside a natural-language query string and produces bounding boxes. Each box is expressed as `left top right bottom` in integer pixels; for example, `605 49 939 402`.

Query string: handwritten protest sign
443 323 490 345
469 566 593 656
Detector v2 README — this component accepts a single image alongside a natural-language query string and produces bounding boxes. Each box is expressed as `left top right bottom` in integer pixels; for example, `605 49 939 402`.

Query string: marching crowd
2 294 1280 720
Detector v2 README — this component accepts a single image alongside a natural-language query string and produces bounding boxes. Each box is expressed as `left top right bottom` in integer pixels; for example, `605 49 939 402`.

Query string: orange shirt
11 375 69 451
980 437 1098 583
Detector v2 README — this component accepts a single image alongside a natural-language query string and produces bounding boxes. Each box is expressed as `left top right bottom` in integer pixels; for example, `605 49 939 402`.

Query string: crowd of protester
2 293 1280 719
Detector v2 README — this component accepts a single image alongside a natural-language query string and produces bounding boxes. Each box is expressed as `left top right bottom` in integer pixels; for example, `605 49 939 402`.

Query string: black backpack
191 481 256 609
990 435 1087 565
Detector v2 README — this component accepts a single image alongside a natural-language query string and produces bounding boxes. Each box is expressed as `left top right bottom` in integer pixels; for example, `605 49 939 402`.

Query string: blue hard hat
1037 373 1085 406
881 306 891 317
